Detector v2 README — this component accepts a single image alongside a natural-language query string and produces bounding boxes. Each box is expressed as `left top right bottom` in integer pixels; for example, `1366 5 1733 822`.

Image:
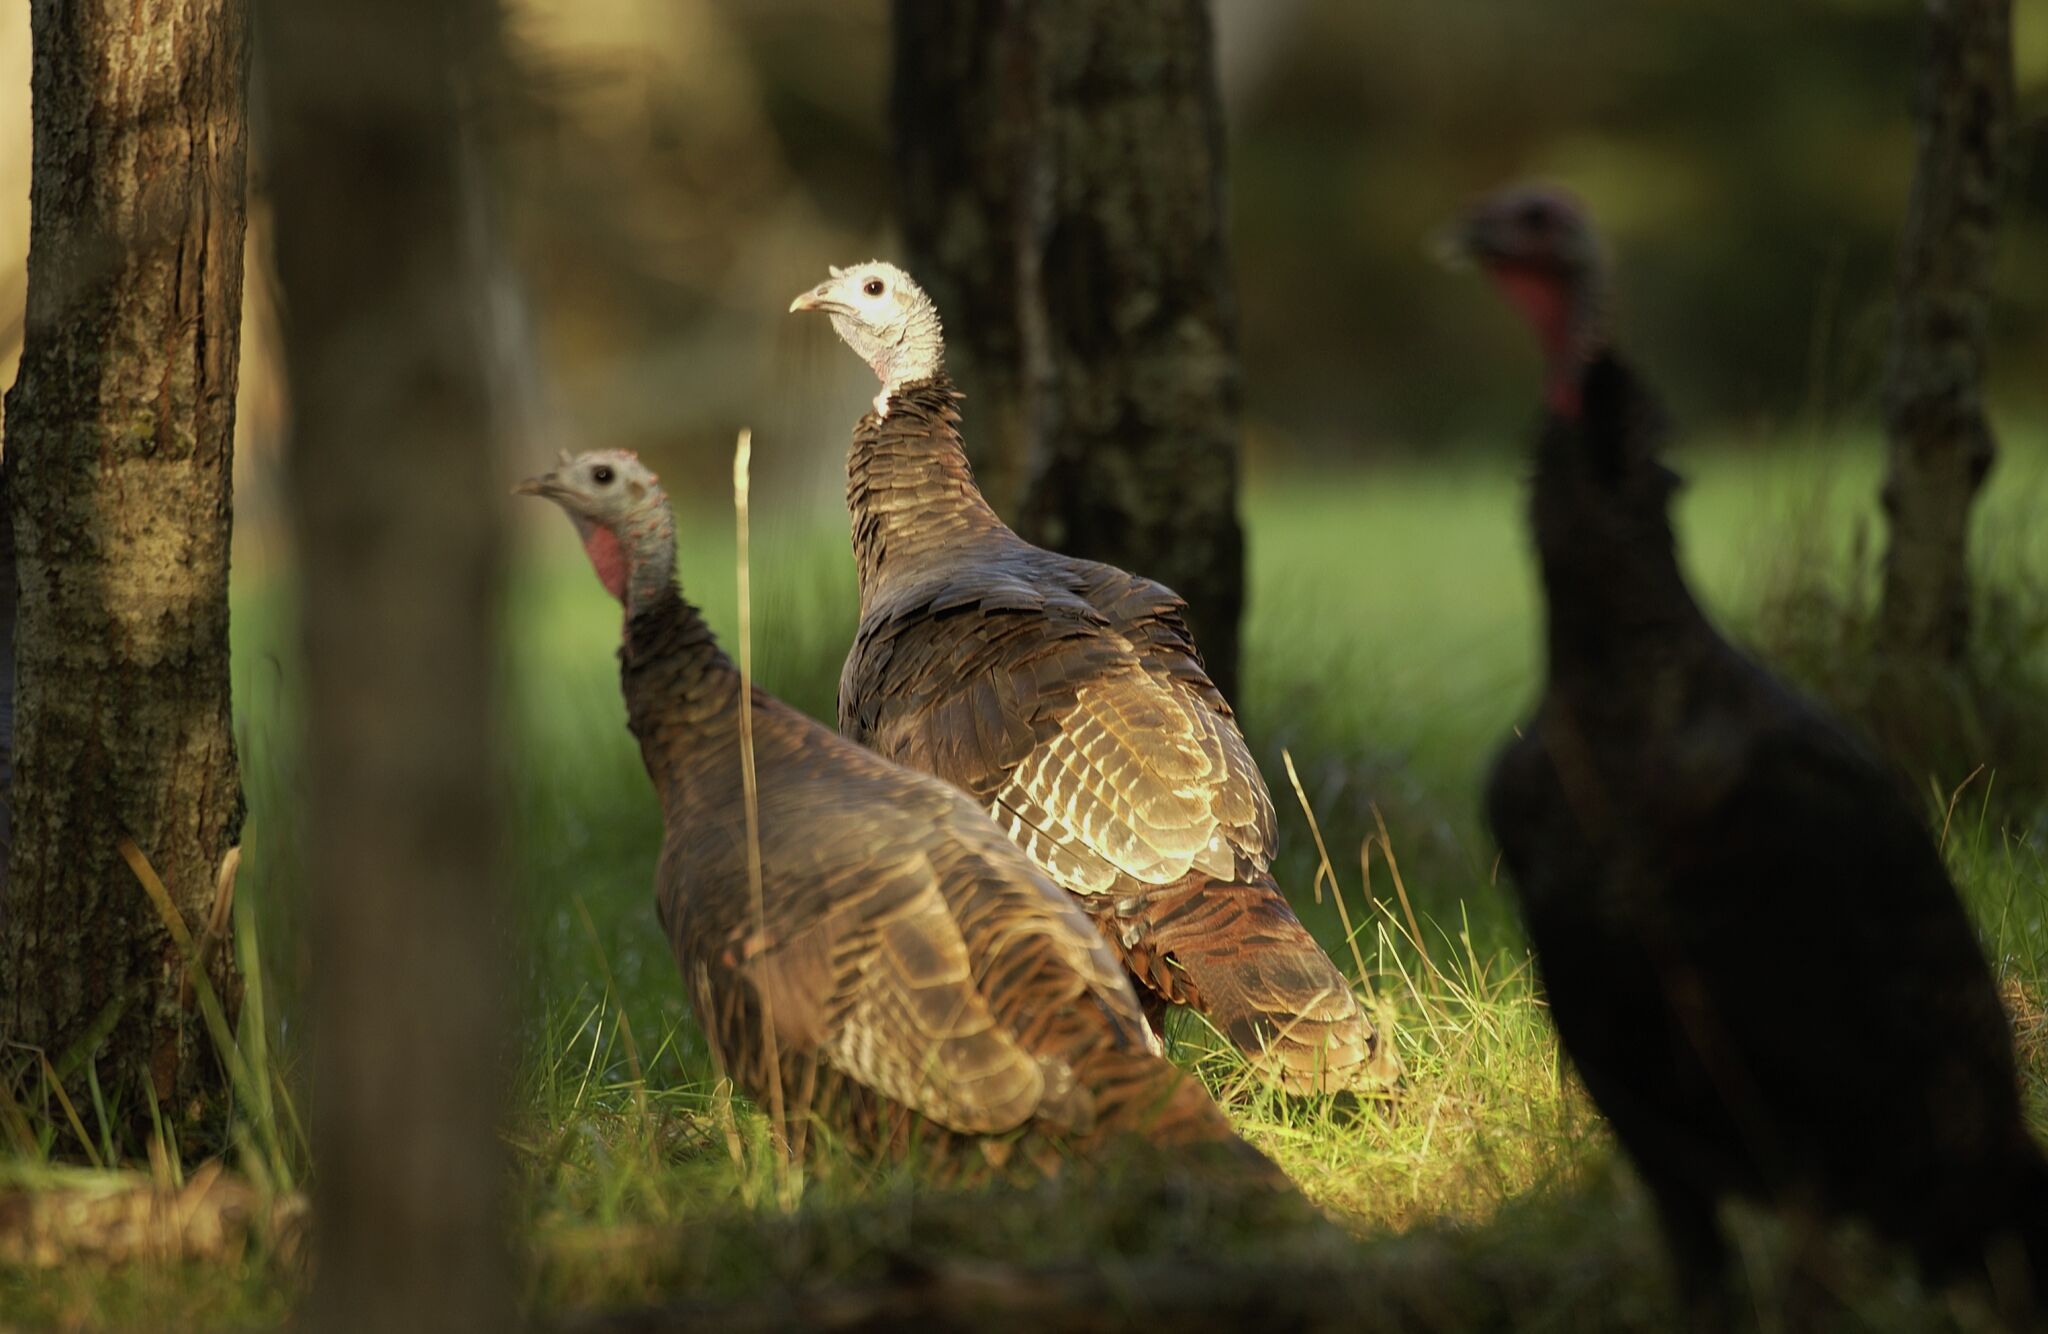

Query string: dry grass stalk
731 429 798 1209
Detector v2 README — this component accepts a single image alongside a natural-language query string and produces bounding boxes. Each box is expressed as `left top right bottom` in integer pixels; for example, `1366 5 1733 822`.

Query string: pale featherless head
513 448 664 521
789 260 944 416
513 448 675 606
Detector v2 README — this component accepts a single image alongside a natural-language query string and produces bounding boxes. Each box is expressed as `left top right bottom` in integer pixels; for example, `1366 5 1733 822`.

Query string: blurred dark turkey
1453 182 2048 1318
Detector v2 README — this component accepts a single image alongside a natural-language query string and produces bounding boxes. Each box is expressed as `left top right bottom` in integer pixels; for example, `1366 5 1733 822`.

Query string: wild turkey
516 449 1267 1177
1452 184 2048 1313
790 263 1397 1096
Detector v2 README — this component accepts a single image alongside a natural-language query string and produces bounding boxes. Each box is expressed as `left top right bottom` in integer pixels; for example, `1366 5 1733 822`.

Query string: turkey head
790 260 944 413
515 449 672 608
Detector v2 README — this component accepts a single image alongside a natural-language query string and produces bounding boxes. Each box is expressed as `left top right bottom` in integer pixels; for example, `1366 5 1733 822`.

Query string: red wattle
583 524 629 603
1490 267 1570 348
1546 375 1583 419
1486 264 1583 421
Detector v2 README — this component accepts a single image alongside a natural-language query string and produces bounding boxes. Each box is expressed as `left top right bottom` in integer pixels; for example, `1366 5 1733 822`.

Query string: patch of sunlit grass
10 438 2047 1328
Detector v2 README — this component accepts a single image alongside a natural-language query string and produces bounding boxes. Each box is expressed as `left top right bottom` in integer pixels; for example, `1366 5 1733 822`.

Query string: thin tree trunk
0 485 15 911
0 0 248 1147
894 0 1247 698
1876 0 2011 669
892 0 1043 520
260 0 513 1328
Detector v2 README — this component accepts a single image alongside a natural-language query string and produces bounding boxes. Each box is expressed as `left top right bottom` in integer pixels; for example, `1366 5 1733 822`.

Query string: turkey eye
1517 201 1553 232
592 465 615 485
863 279 885 297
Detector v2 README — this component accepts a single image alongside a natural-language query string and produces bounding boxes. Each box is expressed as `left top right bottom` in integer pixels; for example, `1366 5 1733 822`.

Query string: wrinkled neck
586 503 683 623
846 374 1011 597
835 302 945 413
876 305 944 405
627 543 676 622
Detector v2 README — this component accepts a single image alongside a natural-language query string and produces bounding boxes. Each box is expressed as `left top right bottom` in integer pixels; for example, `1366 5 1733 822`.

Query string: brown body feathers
834 377 1398 1096
523 450 1262 1177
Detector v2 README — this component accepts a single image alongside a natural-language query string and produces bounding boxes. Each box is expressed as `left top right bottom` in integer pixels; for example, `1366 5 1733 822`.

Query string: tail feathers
1030 1054 1095 1135
1132 879 1401 1096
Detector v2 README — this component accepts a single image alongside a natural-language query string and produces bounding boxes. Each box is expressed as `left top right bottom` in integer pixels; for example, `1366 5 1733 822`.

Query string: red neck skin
573 505 679 626
1485 262 1586 420
582 523 630 603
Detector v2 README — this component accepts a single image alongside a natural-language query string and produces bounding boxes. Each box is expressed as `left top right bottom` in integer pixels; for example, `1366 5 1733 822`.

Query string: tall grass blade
231 857 293 1174
37 1054 103 1170
732 429 797 1209
1281 748 1372 987
573 894 648 1121
84 1059 116 1167
0 1070 41 1158
1371 804 1433 974
118 836 293 1193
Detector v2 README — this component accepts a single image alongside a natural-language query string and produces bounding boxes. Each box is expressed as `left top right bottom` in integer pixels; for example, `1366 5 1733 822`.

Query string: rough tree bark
1877 0 2011 670
0 0 248 1145
260 0 512 1328
894 0 1248 698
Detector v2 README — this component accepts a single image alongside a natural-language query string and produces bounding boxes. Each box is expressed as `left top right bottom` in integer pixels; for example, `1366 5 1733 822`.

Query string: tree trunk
259 0 513 1329
894 0 1247 699
0 484 15 907
0 0 248 1147
892 0 1042 520
1876 0 2011 670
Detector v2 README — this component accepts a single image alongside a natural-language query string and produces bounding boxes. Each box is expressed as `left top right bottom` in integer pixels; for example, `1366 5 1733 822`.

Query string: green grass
5 430 2047 1330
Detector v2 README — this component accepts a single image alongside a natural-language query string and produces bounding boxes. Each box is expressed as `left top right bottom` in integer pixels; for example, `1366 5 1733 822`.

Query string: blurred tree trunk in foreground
260 0 512 1328
0 0 247 1148
894 0 1248 698
1877 0 2011 674
0 489 15 905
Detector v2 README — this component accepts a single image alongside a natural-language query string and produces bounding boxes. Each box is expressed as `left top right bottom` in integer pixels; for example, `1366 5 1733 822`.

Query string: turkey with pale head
515 448 1270 1177
793 261 1399 1097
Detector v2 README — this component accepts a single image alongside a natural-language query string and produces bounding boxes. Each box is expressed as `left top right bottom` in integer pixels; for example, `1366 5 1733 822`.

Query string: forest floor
4 429 2047 1331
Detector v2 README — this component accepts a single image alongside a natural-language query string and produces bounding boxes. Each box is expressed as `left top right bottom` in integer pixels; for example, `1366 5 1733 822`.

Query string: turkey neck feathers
620 585 745 796
1531 353 1711 699
848 373 1012 596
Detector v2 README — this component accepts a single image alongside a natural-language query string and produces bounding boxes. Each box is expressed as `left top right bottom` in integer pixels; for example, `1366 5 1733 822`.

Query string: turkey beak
1433 205 1508 272
788 280 842 315
1429 217 1479 272
512 472 558 498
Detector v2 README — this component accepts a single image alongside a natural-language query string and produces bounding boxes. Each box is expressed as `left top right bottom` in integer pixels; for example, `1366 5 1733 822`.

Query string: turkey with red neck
1451 184 2048 1317
792 262 1398 1097
1447 183 1606 419
515 449 1268 1176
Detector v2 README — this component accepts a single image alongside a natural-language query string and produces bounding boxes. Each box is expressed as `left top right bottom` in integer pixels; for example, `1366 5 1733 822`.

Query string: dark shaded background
0 1 2025 537
472 0 2047 512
